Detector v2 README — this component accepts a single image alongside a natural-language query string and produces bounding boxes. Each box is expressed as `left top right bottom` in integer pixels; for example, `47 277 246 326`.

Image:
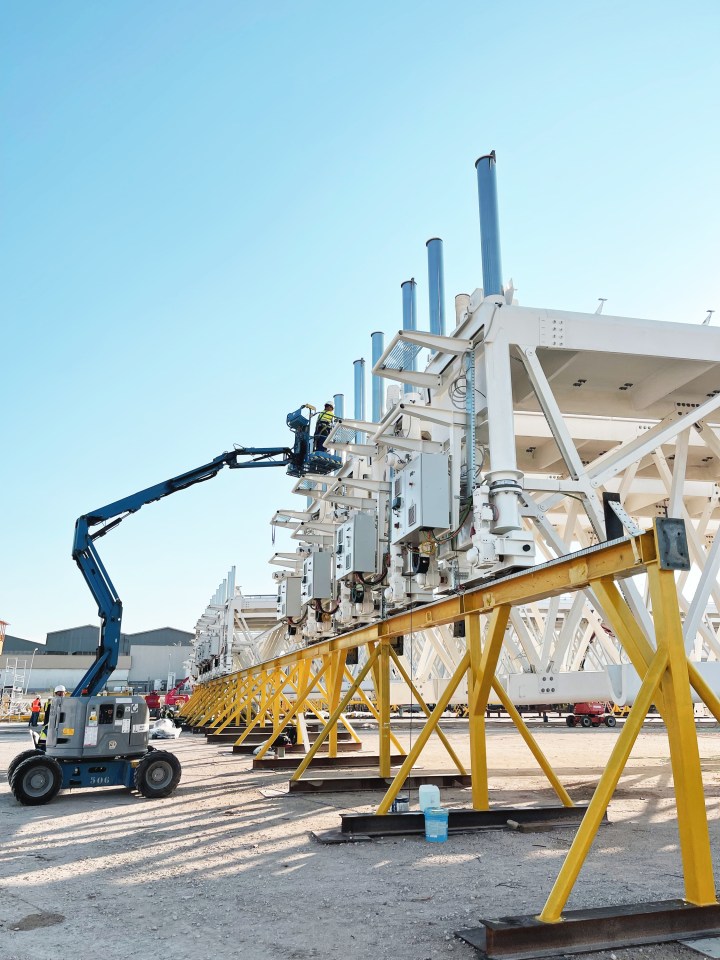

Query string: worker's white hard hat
325 401 334 408
54 685 66 694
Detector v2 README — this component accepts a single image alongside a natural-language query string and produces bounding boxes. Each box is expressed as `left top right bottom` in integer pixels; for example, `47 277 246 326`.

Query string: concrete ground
1 717 720 960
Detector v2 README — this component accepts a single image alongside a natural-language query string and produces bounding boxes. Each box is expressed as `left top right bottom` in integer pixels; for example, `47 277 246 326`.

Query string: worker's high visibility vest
316 410 334 433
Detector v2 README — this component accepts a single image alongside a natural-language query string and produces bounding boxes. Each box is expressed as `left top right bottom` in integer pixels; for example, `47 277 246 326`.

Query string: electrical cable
428 503 473 545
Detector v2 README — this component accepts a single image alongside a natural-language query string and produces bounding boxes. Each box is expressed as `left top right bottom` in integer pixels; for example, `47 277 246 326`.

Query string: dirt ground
2 718 720 960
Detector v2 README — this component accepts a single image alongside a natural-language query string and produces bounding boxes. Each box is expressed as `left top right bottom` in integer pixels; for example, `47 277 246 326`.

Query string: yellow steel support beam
191 524 718 926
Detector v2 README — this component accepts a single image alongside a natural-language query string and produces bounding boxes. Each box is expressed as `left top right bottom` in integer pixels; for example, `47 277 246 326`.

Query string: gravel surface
1 720 720 960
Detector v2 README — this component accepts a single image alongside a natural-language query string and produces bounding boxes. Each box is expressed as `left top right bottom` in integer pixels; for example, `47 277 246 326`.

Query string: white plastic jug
419 784 440 812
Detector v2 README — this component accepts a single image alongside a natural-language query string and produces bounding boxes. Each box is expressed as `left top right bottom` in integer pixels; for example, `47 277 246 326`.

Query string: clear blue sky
2 1 719 642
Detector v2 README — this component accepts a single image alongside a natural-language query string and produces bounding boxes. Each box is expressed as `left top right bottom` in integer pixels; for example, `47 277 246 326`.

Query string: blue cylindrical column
353 359 365 442
426 238 446 337
475 151 503 296
333 393 344 419
371 332 384 422
401 279 417 394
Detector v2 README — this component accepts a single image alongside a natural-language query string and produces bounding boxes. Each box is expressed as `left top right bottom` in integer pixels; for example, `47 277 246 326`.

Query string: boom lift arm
72 445 294 698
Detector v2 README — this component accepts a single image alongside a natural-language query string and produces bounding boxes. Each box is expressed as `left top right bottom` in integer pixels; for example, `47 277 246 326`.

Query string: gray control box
390 453 450 545
301 551 333 602
335 512 376 578
277 576 303 618
46 695 150 759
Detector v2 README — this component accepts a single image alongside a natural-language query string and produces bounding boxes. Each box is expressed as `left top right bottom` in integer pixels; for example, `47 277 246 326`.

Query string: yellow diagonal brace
687 662 720 725
468 606 511 717
291 645 382 781
592 577 667 716
490 679 572 807
342 665 406 755
388 646 466 775
539 646 669 923
648 559 717 907
375 651 471 816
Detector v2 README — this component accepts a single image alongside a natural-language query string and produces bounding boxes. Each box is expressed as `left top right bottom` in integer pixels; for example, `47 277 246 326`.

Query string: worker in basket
313 401 335 453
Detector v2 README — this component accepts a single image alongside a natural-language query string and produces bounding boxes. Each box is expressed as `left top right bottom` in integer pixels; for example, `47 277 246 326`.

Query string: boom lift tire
580 715 592 728
10 755 63 806
134 750 181 798
7 749 43 784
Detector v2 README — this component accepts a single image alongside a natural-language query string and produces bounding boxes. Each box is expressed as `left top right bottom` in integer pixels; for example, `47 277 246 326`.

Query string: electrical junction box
335 512 376 578
301 551 333 602
390 453 450 545
277 577 302 618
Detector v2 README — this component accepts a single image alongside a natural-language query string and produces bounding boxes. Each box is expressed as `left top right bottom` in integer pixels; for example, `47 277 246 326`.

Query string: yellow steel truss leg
254 661 330 760
378 643 392 777
233 669 290 747
388 647 465 774
291 645 382 781
467 613 488 809
490 679 573 807
539 647 669 923
213 675 248 732
324 655 338 759
375 651 471 816
328 650 349 756
648 560 717 907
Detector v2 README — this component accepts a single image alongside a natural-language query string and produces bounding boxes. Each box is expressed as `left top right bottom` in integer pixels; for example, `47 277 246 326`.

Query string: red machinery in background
145 678 192 714
566 701 617 728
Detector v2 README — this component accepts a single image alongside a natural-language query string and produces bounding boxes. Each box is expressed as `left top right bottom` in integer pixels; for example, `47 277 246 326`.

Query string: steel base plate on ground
456 899 720 959
340 804 600 837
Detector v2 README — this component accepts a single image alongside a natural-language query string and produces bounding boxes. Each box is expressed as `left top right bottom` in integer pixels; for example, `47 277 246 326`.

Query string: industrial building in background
0 625 193 697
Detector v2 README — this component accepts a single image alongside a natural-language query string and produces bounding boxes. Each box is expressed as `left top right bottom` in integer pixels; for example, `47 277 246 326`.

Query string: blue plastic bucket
424 807 449 843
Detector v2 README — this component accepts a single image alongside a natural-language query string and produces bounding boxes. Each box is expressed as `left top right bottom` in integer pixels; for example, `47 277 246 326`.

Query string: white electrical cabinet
335 512 376 578
277 577 302 618
301 551 333 602
390 453 451 545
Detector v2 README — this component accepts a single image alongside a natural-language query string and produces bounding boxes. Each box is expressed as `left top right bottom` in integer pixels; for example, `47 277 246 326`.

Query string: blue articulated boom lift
8 409 340 805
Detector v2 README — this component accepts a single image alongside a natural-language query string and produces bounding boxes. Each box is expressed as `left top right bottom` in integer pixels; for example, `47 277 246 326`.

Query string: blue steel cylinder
401 279 417 394
426 238 446 337
475 151 503 296
333 393 344 419
371 332 384 422
353 358 366 422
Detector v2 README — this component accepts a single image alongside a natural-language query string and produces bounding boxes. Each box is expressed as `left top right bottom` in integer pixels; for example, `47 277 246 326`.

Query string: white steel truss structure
192 157 720 709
